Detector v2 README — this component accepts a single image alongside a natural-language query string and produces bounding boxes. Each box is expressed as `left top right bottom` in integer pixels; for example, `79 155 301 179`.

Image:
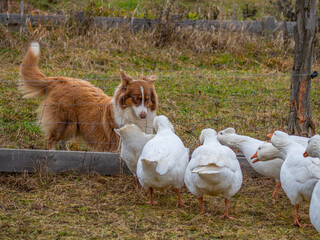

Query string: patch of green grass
109 0 141 10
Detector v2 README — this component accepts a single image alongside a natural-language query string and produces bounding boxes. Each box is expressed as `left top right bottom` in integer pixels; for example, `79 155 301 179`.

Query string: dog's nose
140 111 147 119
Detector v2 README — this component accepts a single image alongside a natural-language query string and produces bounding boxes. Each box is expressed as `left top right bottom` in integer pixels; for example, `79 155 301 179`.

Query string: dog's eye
144 95 150 103
133 96 141 104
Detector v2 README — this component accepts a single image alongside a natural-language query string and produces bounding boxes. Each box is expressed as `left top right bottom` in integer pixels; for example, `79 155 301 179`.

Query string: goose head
304 135 320 158
217 127 246 148
199 128 218 144
269 131 291 153
251 141 285 163
114 124 143 138
153 115 174 133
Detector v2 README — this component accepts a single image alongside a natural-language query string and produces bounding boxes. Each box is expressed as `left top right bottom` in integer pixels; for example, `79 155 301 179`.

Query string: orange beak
267 134 273 140
303 151 309 157
251 152 259 163
251 152 258 160
252 158 260 163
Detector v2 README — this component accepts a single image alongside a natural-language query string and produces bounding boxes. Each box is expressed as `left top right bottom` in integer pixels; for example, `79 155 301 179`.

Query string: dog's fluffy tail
20 42 48 98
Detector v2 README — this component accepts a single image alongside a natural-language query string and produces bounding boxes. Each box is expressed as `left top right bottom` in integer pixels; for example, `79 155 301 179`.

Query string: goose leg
220 199 235 220
272 182 281 199
135 176 141 189
176 188 185 207
148 187 157 205
292 204 312 227
198 196 205 214
293 204 301 227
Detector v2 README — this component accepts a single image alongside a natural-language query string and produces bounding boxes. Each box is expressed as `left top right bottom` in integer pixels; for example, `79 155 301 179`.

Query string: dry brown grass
0 172 319 239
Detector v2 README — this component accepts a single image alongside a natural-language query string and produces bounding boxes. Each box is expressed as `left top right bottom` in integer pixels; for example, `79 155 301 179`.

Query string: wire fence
0 0 298 21
1 5 320 153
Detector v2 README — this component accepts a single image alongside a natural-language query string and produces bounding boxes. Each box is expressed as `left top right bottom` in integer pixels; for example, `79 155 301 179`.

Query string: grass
10 0 294 20
0 19 310 151
1 1 320 238
0 173 319 239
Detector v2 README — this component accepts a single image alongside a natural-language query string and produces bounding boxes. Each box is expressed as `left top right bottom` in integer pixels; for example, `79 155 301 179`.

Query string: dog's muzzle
140 111 147 119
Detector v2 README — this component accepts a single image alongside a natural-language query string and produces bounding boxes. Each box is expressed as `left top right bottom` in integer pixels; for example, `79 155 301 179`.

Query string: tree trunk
0 0 8 13
288 0 317 137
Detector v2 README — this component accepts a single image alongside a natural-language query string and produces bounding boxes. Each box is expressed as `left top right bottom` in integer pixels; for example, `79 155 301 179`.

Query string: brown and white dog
20 42 158 152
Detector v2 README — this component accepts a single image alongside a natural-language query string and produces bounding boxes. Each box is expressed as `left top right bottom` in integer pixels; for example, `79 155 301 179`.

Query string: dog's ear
147 75 157 83
120 70 133 86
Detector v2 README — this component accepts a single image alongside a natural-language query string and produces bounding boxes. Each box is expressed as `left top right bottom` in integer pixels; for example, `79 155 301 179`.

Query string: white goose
269 131 317 227
251 142 285 163
217 127 283 199
184 129 242 218
137 115 189 206
288 135 309 147
310 181 320 234
251 134 309 164
250 135 309 198
304 135 320 159
303 135 320 234
114 124 154 185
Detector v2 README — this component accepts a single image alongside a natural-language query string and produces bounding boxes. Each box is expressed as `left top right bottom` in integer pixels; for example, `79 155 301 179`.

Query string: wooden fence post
288 0 317 137
232 4 237 20
20 0 23 16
